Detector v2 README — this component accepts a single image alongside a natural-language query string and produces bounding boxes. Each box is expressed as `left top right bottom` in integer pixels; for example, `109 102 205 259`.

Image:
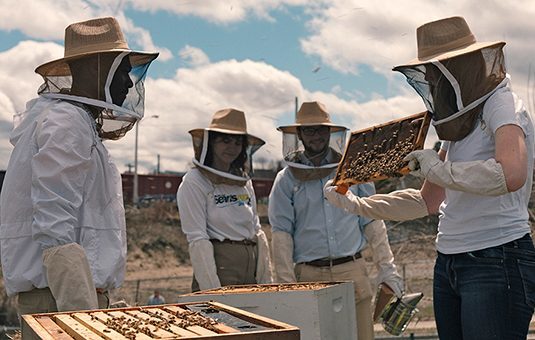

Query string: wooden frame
183 281 346 295
21 301 300 339
333 111 431 191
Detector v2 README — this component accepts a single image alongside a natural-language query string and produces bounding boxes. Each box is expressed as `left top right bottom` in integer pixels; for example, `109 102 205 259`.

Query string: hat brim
189 128 265 147
393 41 505 69
277 122 347 134
35 50 159 77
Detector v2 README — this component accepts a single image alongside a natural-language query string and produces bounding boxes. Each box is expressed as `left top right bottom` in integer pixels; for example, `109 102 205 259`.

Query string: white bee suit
0 97 127 301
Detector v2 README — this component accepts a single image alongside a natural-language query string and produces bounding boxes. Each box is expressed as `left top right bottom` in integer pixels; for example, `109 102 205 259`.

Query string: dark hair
205 131 249 175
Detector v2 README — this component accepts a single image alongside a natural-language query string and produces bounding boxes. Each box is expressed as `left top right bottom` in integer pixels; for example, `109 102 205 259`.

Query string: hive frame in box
178 281 356 340
333 111 431 191
21 301 300 339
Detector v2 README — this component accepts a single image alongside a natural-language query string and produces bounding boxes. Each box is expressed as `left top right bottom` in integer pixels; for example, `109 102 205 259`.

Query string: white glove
324 180 428 221
403 149 441 178
188 239 221 291
271 231 297 283
255 229 274 284
42 243 98 311
404 150 508 196
364 220 403 298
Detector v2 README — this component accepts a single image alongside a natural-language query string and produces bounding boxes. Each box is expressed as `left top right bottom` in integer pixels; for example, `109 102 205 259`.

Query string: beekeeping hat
393 16 507 141
189 108 265 185
188 108 265 148
277 101 348 180
394 16 505 68
35 16 158 76
277 101 346 133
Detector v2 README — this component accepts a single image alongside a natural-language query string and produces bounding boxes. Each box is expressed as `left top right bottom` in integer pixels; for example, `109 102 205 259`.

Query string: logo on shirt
214 194 251 207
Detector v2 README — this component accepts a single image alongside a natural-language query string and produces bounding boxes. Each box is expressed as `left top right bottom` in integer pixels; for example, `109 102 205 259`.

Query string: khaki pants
192 241 257 292
17 287 109 316
295 258 374 340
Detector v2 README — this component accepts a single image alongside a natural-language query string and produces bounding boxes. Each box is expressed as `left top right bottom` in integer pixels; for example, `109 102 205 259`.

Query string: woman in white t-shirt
324 17 535 340
177 108 273 292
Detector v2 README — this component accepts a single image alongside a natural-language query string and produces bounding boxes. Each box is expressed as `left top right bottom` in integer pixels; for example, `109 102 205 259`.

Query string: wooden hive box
21 301 299 339
333 111 431 191
178 281 356 340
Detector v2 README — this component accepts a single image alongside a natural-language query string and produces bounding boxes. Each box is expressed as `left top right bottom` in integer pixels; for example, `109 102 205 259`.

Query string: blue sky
1 0 535 173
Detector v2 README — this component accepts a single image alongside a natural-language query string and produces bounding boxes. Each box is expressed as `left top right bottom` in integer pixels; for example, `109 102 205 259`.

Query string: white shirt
0 97 127 296
177 168 260 244
437 86 534 254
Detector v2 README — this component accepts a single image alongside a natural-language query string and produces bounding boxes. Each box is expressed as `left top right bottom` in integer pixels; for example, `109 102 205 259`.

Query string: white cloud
128 0 312 24
0 0 94 40
299 0 535 93
179 45 210 67
0 1 172 61
0 41 62 113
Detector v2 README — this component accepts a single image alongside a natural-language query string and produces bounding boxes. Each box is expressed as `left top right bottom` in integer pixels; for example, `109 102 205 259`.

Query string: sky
1 0 535 174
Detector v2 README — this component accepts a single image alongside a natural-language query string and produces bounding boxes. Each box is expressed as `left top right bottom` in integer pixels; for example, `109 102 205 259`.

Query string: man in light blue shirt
268 101 403 340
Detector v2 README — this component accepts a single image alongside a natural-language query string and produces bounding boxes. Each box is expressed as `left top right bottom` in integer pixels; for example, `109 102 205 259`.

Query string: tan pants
192 241 257 292
295 258 374 340
17 287 109 316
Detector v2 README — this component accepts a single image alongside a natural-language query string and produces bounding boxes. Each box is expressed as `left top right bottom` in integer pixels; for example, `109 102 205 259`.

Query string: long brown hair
205 131 249 176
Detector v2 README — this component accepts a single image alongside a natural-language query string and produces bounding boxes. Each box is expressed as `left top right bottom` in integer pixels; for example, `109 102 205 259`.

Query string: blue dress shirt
268 167 375 263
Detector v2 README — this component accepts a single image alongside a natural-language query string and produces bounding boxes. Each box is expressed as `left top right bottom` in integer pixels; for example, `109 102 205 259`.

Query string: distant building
121 171 276 204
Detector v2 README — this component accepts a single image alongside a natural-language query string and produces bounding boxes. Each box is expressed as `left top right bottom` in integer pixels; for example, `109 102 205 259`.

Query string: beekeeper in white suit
325 16 535 340
177 108 273 292
0 17 158 315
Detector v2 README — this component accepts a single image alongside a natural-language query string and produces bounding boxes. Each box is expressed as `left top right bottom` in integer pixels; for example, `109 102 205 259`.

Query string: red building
121 172 275 204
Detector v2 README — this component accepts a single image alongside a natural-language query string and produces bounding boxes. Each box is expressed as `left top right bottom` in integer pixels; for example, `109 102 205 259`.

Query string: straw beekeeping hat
394 16 505 68
35 17 158 76
189 108 265 147
278 101 346 133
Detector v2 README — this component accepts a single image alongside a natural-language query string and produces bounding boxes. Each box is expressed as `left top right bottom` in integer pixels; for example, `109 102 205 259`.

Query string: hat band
65 41 130 58
418 33 475 60
208 124 246 133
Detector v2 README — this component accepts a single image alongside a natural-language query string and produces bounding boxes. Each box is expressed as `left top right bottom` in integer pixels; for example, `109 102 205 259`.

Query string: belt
211 238 256 246
302 252 362 267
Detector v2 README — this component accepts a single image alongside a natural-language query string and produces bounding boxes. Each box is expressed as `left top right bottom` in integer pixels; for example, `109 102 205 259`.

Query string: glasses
300 125 330 136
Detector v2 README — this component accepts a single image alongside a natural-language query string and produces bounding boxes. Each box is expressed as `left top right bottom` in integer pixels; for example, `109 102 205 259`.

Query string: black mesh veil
38 51 156 140
393 45 507 140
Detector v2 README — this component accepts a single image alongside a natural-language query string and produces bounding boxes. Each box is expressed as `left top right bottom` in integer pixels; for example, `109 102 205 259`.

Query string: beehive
333 111 431 188
177 281 356 340
21 301 299 339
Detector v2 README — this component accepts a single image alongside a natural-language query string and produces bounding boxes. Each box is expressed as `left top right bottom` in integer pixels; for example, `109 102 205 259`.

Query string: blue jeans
433 234 535 340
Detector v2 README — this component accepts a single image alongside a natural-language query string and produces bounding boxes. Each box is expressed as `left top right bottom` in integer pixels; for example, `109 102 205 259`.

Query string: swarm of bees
103 308 218 339
335 112 430 186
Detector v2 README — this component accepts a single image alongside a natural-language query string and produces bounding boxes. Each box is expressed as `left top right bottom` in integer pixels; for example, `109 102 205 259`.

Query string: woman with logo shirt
177 108 273 292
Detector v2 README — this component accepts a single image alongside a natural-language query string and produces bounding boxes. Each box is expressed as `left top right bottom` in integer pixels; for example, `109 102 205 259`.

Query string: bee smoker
376 284 424 336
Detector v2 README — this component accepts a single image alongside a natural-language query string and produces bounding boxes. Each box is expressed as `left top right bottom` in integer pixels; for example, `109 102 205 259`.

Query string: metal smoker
374 283 424 336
